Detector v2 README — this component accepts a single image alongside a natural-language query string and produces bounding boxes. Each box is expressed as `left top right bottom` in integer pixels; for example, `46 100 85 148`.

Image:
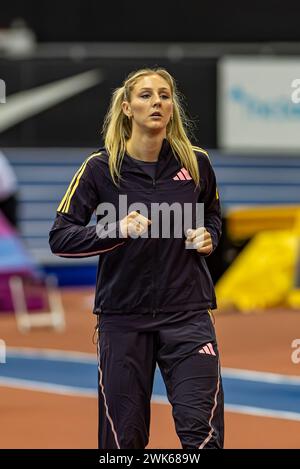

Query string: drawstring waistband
208 308 215 325
92 317 100 345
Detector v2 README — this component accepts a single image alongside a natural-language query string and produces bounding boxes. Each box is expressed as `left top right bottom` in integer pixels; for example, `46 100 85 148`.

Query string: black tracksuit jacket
49 139 221 315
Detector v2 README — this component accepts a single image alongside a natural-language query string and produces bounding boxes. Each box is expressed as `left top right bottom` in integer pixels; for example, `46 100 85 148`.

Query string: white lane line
222 367 300 386
6 348 300 386
224 404 300 422
0 376 97 398
6 347 96 363
151 398 300 422
1 378 300 423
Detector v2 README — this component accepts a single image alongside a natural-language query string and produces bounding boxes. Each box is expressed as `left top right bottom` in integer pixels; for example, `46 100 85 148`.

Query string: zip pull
152 179 156 188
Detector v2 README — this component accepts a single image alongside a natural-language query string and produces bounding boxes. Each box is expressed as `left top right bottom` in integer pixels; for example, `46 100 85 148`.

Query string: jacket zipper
152 177 157 318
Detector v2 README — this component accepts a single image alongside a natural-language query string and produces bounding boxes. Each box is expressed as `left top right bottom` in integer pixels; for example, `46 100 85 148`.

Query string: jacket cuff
202 227 217 256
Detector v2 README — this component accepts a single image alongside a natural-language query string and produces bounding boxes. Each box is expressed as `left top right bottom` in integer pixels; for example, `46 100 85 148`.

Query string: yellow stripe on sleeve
62 153 101 214
57 153 101 213
57 164 84 212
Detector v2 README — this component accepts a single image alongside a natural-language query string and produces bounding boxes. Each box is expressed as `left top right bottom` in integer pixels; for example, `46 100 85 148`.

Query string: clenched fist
119 211 151 239
185 227 213 255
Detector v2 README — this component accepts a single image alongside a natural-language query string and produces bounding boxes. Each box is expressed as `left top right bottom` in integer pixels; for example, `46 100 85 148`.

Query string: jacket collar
123 138 176 177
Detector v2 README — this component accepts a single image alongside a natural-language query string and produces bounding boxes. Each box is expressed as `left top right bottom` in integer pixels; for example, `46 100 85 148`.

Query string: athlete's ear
122 101 132 118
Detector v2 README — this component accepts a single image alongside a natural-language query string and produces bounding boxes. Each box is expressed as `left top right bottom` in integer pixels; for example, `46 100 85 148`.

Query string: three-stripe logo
173 168 192 180
198 342 216 356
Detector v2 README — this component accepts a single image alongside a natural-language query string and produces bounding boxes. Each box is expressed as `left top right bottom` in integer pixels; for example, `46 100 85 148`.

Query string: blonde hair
102 68 201 186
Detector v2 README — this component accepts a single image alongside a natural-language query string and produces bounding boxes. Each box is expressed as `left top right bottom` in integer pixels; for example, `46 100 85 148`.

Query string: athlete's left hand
185 227 213 255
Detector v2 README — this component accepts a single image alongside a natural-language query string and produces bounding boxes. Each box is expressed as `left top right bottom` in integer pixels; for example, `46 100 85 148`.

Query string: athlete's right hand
119 211 151 238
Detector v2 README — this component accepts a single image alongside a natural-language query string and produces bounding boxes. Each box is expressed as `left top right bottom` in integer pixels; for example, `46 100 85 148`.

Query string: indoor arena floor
1 288 300 449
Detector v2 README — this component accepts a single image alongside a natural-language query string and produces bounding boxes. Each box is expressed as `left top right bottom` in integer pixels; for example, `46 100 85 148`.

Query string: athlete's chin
146 122 167 131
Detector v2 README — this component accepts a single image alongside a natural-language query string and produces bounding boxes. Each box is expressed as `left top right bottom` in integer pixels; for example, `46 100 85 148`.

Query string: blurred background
1 0 300 449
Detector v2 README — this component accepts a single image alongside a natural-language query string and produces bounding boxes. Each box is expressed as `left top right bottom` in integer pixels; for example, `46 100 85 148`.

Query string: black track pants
97 311 224 449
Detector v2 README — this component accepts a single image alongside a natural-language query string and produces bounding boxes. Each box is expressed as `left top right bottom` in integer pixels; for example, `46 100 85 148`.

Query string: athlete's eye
140 94 150 99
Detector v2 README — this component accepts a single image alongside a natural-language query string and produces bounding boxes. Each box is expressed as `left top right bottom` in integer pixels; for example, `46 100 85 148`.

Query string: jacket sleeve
49 157 128 258
200 155 222 254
